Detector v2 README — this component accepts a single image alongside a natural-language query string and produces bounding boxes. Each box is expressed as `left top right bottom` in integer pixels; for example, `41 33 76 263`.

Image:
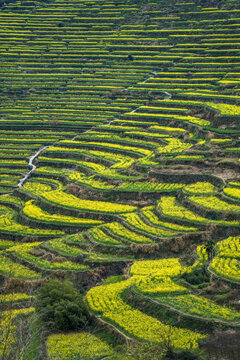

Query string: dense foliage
35 279 89 331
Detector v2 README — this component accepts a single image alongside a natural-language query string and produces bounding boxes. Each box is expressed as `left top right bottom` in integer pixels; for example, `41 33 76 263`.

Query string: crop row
157 196 240 226
47 332 114 360
86 277 204 351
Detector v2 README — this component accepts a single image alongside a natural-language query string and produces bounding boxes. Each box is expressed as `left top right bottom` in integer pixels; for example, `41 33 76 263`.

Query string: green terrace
0 0 240 358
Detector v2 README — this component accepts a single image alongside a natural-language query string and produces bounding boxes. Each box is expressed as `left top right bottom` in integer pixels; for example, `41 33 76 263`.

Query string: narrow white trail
17 145 50 188
162 90 172 99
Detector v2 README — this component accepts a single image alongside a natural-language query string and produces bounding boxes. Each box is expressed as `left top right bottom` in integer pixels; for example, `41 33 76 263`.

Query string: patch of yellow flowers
209 235 240 283
216 236 240 258
157 196 240 226
189 195 240 213
158 294 240 323
0 255 40 279
0 293 32 304
210 257 240 283
47 332 114 360
184 182 215 195
86 258 205 351
157 137 192 155
23 200 103 226
103 221 154 243
224 187 240 200
206 102 240 116
5 242 89 272
23 181 137 214
121 212 176 237
41 189 136 214
0 204 64 236
0 307 34 357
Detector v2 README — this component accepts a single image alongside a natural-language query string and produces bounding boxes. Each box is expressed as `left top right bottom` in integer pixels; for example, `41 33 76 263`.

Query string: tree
35 279 89 331
205 238 215 261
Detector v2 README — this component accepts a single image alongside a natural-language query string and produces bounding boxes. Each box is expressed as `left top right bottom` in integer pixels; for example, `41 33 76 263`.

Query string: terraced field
0 0 240 359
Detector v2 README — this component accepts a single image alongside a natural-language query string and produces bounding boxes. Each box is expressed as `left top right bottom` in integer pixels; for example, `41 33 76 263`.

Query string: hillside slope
0 0 240 359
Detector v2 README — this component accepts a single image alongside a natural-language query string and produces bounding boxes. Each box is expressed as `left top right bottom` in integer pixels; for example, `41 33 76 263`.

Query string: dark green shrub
175 351 200 360
182 268 210 286
35 279 89 331
165 350 200 359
